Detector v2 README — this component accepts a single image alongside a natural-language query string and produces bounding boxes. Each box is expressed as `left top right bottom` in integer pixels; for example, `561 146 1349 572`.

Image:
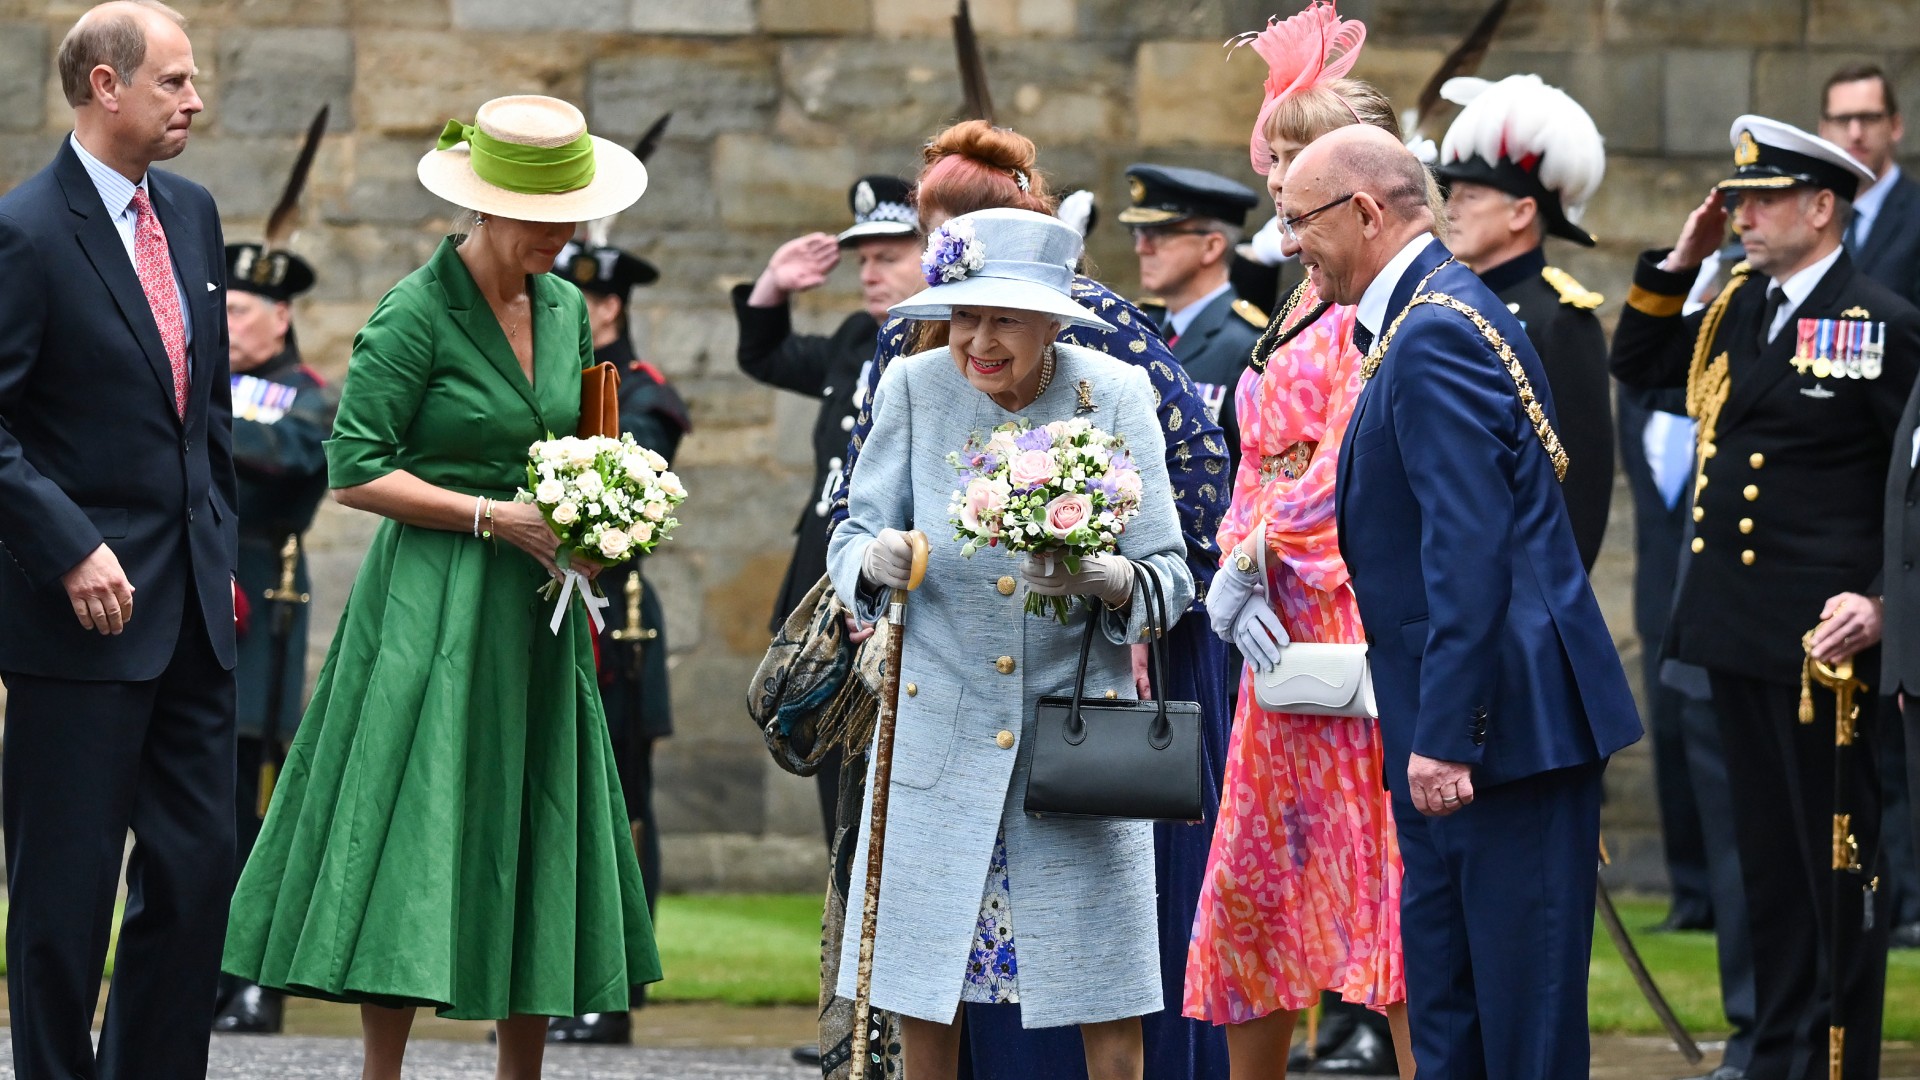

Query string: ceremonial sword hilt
263 534 310 605
610 572 658 644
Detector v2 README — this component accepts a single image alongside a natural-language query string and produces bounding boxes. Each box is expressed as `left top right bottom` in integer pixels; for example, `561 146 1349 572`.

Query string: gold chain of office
1360 259 1570 483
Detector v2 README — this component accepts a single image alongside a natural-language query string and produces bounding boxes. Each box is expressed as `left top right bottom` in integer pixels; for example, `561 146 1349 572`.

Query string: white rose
597 529 633 560
551 501 579 526
534 478 565 504
564 440 598 468
658 471 686 498
623 454 656 483
628 520 655 544
537 441 567 464
643 500 667 521
575 471 604 498
642 448 668 472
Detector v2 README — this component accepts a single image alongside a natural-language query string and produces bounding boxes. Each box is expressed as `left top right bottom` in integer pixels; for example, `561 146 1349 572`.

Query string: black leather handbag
1024 562 1205 822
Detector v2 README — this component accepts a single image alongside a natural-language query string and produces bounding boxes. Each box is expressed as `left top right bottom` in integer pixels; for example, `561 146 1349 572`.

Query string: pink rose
1044 493 1093 539
1009 449 1056 489
1112 467 1143 506
960 477 1010 535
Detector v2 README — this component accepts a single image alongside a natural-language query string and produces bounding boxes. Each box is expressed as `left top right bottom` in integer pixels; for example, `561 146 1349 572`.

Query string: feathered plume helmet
1228 2 1367 175
1434 74 1606 247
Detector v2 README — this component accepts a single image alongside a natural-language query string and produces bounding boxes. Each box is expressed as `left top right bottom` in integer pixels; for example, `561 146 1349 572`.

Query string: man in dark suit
1436 74 1615 572
1285 124 1642 1079
1612 115 1915 1080
1820 62 1920 951
0 3 237 1079
1120 163 1266 480
1882 346 1920 961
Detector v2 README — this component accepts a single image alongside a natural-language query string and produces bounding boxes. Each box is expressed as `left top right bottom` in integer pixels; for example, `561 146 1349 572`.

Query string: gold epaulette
1729 260 1752 278
1136 295 1166 310
1541 266 1603 310
1232 298 1269 329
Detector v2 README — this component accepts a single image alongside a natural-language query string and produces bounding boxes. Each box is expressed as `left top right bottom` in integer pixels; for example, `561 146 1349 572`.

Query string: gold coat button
997 576 1016 596
1749 452 1765 469
995 729 1014 749
1691 537 1705 554
1692 506 1705 522
1739 518 1753 534
906 683 918 696
1742 549 1756 565
1105 689 1118 699
995 655 1015 674
1743 484 1759 501
1702 442 1717 458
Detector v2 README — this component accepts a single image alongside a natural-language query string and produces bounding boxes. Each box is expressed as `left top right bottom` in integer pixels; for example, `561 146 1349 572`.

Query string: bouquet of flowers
518 433 687 634
946 417 1143 621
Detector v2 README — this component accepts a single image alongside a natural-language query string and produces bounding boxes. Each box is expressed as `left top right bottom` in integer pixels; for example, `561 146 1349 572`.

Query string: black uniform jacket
0 139 238 680
233 344 335 739
1885 370 1920 697
1479 248 1614 571
1611 247 1920 684
731 282 876 628
1854 171 1920 310
595 335 689 744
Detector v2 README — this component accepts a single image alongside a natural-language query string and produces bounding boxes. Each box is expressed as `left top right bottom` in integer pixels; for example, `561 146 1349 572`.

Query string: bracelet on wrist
481 499 494 541
471 495 483 538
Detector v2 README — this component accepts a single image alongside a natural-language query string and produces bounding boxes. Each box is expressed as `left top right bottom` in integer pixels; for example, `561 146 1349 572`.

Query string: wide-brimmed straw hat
888 208 1111 331
418 95 647 223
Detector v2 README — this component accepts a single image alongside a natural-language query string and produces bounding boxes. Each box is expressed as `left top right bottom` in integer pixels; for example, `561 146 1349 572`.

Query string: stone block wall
1 0 1913 892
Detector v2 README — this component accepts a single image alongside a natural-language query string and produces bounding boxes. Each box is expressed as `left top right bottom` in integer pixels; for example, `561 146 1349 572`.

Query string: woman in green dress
222 95 662 1079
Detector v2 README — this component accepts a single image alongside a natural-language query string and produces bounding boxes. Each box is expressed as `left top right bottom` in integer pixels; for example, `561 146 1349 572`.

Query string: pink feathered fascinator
1228 2 1367 174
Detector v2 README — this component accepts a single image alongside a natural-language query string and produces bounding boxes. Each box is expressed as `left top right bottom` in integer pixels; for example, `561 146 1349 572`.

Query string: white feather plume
1057 189 1096 238
1438 73 1605 221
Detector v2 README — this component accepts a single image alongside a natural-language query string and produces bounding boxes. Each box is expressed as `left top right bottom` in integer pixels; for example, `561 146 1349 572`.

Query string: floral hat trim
922 218 988 286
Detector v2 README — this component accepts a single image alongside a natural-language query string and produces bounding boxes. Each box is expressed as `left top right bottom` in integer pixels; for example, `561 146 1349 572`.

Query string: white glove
861 529 916 590
1020 552 1135 608
1233 600 1291 672
1207 559 1262 640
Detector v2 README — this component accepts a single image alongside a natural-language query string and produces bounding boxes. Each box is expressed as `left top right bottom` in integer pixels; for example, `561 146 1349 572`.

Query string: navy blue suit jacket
1336 240 1640 792
0 137 237 680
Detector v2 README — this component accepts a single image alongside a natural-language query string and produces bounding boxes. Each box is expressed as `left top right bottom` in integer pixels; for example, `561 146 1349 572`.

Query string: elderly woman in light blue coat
827 207 1195 1080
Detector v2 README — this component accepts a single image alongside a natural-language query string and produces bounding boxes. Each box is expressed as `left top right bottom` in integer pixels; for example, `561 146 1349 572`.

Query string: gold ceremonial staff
1800 623 1874 1080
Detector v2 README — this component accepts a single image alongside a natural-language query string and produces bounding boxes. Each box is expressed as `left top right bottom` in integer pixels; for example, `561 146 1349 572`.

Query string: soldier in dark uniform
1612 116 1918 1080
732 175 922 844
211 243 338 1035
1435 74 1614 570
1119 163 1266 482
544 238 690 1046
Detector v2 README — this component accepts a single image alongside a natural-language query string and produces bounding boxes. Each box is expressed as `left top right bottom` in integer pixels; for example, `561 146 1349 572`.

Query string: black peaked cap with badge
226 243 315 303
837 175 918 246
557 239 660 300
1118 164 1261 229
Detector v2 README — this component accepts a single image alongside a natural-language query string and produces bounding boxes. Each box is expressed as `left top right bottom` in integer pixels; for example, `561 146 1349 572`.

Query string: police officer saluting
1121 163 1266 478
545 236 689 1045
211 241 338 1035
1612 116 1919 1080
1436 74 1615 571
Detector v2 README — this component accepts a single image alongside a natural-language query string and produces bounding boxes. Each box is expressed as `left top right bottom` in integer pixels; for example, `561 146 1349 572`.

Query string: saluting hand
1809 591 1883 665
1661 189 1730 274
747 232 842 306
62 543 135 635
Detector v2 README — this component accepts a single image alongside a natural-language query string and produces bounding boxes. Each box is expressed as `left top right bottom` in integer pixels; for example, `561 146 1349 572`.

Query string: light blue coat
827 342 1195 1028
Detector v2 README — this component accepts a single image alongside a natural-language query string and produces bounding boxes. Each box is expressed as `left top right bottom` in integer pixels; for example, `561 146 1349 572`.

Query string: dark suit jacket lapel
1859 176 1920 272
54 142 179 418
1718 253 1854 432
1173 291 1231 361
434 242 546 425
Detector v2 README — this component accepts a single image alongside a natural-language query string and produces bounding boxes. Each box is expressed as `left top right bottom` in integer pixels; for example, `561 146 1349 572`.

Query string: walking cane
849 531 930 1077
1801 629 1869 1080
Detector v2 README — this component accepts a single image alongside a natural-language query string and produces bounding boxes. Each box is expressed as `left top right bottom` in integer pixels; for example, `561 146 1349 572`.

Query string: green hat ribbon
437 119 597 195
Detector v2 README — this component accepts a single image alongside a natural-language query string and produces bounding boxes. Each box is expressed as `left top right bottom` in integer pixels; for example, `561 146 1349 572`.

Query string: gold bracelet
481 498 494 541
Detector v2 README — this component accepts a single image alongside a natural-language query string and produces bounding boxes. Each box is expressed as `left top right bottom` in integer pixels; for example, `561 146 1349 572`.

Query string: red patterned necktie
131 187 188 417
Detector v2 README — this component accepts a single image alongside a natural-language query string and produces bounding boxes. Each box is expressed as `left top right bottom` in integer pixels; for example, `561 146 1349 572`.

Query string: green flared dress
223 238 662 1019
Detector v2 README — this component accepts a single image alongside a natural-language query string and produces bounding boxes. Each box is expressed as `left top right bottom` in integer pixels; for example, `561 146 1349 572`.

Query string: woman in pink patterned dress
1183 6 1416 1076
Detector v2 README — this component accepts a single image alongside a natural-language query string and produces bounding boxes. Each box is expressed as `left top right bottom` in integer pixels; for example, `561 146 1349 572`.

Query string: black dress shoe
211 984 285 1035
1291 1001 1361 1070
1891 920 1920 949
1677 1066 1746 1080
1309 1023 1397 1076
546 1012 633 1044
792 1044 823 1066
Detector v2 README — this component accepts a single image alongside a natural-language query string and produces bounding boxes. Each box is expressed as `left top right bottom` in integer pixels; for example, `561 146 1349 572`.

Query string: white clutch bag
1245 522 1379 719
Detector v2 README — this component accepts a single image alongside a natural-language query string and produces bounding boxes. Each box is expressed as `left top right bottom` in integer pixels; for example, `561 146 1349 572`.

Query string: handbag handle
1062 560 1173 749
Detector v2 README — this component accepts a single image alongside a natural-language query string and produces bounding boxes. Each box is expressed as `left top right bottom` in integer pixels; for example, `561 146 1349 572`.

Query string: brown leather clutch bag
579 361 621 439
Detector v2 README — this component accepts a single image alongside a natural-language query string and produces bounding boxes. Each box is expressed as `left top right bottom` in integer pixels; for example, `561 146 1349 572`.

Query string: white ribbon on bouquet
547 568 610 635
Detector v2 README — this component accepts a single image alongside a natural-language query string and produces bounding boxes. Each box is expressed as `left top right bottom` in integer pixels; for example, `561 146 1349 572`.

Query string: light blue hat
889 207 1113 331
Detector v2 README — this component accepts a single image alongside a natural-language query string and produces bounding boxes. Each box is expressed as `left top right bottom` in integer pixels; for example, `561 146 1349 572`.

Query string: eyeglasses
1280 193 1355 243
1129 225 1217 245
1822 110 1892 128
